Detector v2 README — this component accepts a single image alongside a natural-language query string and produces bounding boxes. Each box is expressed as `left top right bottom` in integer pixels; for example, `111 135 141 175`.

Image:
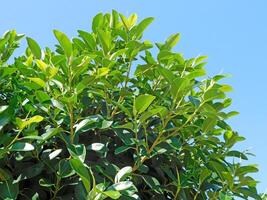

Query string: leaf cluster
0 11 261 199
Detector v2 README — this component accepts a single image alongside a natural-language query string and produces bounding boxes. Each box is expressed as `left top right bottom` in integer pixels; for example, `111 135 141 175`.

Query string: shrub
0 11 261 199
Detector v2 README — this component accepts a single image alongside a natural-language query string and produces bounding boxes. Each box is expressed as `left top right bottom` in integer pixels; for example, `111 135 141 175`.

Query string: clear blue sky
1 0 266 193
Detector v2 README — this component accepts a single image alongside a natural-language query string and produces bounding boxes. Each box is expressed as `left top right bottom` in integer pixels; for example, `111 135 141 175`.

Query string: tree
0 11 261 199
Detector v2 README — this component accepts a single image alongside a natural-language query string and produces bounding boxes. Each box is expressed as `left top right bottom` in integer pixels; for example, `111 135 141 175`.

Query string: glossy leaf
163 33 180 50
53 30 72 58
92 13 104 33
133 17 154 39
70 158 91 192
16 115 43 130
97 30 111 54
28 77 46 88
26 37 41 59
115 166 132 183
103 190 121 199
58 160 75 178
109 181 133 191
9 142 35 152
134 94 155 116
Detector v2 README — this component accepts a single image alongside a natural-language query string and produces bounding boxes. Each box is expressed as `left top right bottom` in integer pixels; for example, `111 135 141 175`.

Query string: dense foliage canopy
0 11 261 199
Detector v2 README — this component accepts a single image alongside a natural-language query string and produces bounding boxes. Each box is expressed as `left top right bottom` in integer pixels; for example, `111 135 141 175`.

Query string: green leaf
128 13 138 28
188 96 201 107
219 192 233 200
87 143 105 152
51 99 65 111
115 146 132 155
220 84 233 92
209 161 228 176
133 17 154 39
100 120 113 129
112 101 132 118
0 67 17 78
140 107 165 123
9 142 35 152
0 99 16 131
28 77 46 88
170 77 190 101
92 13 104 33
15 163 44 182
68 144 86 162
31 193 39 200
236 165 258 176
115 166 132 183
70 158 91 193
112 10 119 28
58 160 75 178
235 187 261 200
142 175 162 194
227 111 239 118
16 115 43 131
163 33 180 50
78 30 96 50
96 67 110 77
36 91 50 103
204 89 226 102
199 169 211 184
48 149 62 160
226 150 248 160
41 127 60 141
119 14 130 31
0 180 19 200
109 181 133 191
39 178 55 188
134 94 156 116
222 172 234 188
26 37 41 59
97 30 111 54
157 66 176 83
185 68 206 80
74 115 102 134
35 59 47 71
75 181 88 200
103 190 121 199
202 117 217 133
0 168 11 182
53 30 72 58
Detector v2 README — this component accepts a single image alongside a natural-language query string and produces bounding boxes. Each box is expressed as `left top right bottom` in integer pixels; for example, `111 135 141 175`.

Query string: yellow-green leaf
26 37 41 59
16 115 44 130
96 67 109 77
134 94 155 116
28 77 46 88
36 59 47 72
164 33 180 50
133 17 154 39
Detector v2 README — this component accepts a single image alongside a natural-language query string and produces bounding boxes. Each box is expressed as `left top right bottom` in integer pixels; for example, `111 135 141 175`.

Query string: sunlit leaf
134 94 155 116
115 166 132 183
26 37 41 59
53 30 72 58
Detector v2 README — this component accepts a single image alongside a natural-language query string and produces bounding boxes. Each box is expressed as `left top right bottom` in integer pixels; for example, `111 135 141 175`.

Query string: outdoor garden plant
0 11 262 199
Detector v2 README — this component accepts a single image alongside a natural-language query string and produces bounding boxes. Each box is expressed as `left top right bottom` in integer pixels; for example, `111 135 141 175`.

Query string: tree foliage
0 11 261 199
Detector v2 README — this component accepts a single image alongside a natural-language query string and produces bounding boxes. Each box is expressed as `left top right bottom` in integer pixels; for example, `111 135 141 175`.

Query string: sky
1 0 266 193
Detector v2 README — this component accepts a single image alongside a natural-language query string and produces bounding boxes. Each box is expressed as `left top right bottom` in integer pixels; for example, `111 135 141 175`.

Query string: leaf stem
68 104 75 144
110 60 132 118
51 175 61 200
